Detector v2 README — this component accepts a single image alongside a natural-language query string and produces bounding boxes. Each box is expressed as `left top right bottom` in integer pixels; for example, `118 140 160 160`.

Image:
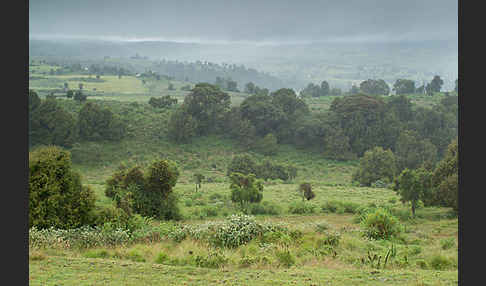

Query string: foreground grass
30 254 457 286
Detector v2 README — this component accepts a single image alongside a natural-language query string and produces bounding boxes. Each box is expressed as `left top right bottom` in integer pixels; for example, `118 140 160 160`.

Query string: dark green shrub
275 250 295 267
429 254 453 270
227 154 258 177
155 252 169 264
322 200 359 213
74 90 87 102
288 201 316 214
195 250 228 268
322 231 341 246
105 160 182 221
29 146 96 229
360 208 402 240
229 172 264 213
149 95 178 109
249 201 281 215
440 237 456 250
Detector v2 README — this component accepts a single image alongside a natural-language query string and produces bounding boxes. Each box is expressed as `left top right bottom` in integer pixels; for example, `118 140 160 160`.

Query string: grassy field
28 65 457 285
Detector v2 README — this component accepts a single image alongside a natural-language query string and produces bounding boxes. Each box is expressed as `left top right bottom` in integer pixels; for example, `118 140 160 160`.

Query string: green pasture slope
28 66 458 285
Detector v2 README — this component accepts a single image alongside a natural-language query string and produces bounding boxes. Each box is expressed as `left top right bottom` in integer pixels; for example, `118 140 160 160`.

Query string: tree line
300 75 455 97
29 90 127 148
167 82 457 163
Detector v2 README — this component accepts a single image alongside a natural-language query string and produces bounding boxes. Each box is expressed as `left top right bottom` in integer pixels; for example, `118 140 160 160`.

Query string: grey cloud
29 0 457 43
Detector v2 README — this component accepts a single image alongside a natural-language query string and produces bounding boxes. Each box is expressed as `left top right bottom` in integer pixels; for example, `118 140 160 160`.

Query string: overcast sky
29 0 457 44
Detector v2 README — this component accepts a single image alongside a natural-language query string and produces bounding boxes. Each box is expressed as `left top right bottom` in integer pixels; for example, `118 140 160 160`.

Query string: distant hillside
29 38 458 91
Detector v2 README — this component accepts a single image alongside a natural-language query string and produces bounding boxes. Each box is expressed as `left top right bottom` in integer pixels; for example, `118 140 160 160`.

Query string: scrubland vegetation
28 59 458 285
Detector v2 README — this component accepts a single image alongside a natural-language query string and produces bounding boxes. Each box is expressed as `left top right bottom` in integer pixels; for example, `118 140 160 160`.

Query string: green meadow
29 66 457 285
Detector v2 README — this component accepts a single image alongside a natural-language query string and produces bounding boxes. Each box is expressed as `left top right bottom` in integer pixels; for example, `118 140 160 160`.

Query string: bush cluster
360 208 402 240
105 160 182 220
167 214 290 249
227 154 297 182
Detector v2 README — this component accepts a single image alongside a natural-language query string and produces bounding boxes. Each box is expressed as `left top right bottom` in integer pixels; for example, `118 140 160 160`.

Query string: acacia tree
229 172 264 213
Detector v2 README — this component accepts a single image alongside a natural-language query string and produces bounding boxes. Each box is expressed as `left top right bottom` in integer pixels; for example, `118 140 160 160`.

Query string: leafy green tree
393 79 415 95
182 83 231 135
428 138 458 212
66 90 74 98
229 172 264 213
74 90 87 102
240 94 285 136
395 130 437 172
128 160 181 220
352 147 397 187
300 83 321 98
30 98 78 148
29 146 96 229
320 81 330 96
329 87 342 96
415 84 425 94
78 102 126 141
292 114 326 149
149 95 178 108
167 107 197 143
409 106 457 157
271 88 309 141
394 167 432 216
322 126 356 161
360 79 390 95
428 75 444 94
330 94 396 156
29 90 41 112
244 82 256 94
227 154 257 177
386 95 414 122
256 133 278 156
349 84 360 95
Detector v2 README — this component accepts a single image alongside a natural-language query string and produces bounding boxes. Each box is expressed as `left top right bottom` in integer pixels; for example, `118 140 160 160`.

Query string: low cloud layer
29 0 457 44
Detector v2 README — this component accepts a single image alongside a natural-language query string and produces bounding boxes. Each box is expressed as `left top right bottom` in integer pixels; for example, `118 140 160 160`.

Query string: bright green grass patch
29 75 147 94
